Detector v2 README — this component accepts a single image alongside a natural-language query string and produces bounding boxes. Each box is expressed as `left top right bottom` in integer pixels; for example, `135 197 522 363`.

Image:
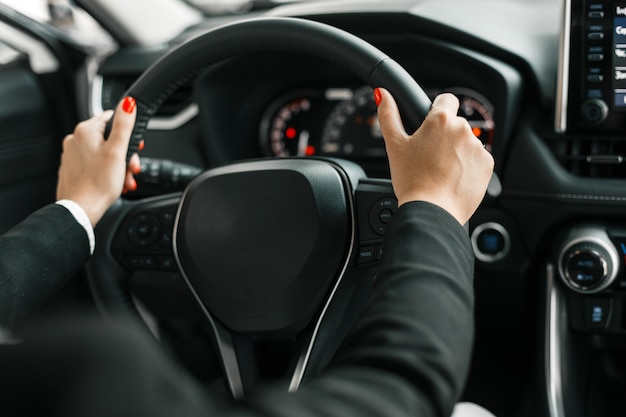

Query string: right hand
376 88 494 225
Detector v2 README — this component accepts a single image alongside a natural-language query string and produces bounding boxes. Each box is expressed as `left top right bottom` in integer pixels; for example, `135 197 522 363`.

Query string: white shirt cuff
55 199 95 254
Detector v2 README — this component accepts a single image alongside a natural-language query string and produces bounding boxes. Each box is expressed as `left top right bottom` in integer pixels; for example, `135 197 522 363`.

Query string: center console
551 2 626 416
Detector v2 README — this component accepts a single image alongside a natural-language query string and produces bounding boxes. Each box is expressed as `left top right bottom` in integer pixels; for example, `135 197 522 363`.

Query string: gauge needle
297 131 310 156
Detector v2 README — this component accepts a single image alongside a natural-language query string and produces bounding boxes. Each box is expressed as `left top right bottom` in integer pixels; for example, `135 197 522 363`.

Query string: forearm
247 202 475 417
0 204 90 329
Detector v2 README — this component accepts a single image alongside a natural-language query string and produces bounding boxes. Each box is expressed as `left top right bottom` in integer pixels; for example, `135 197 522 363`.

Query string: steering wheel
87 17 432 399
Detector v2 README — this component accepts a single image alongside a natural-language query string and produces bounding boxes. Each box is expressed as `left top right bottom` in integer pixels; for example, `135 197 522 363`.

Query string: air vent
100 75 194 117
546 135 626 178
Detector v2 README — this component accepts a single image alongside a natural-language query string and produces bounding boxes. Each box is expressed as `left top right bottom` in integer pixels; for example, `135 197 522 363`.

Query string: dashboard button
567 252 605 286
581 99 609 124
471 223 510 263
587 53 605 61
587 89 603 98
557 227 619 294
582 297 612 329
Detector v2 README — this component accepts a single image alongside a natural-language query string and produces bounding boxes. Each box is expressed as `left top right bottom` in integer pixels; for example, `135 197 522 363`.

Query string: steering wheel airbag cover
174 159 350 335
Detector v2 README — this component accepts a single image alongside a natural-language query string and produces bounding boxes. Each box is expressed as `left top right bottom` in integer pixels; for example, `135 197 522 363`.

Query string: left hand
56 97 139 226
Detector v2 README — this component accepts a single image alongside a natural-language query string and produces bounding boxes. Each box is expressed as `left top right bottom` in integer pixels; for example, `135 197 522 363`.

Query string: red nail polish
129 179 137 192
374 88 382 107
138 139 145 151
122 96 136 114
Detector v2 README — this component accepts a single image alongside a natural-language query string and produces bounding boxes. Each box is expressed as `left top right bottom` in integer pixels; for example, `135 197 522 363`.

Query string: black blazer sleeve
245 201 476 417
0 201 474 417
0 204 90 329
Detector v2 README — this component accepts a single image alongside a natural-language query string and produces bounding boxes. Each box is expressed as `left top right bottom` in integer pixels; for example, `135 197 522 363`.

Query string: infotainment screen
613 10 626 107
557 0 626 133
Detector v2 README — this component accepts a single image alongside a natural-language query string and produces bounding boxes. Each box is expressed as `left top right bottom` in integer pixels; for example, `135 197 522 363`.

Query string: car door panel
0 11 81 235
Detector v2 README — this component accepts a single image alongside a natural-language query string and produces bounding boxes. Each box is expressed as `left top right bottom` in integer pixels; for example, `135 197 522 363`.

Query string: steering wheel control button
159 229 173 248
127 213 160 248
124 254 156 269
158 256 177 271
159 208 176 224
357 246 376 264
471 223 510 263
369 197 398 235
112 201 181 272
379 208 393 224
557 226 620 293
582 297 612 329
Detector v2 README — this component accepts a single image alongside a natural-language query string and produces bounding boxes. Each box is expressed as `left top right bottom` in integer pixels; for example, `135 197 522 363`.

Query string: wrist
398 192 464 226
55 199 96 254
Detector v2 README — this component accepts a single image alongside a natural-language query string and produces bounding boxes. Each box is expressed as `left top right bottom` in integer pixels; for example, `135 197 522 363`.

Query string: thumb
375 88 409 144
107 96 137 152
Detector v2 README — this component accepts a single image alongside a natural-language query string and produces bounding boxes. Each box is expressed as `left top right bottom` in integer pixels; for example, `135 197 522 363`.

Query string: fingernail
374 88 382 107
129 178 137 191
122 96 136 114
131 162 141 175
138 139 145 151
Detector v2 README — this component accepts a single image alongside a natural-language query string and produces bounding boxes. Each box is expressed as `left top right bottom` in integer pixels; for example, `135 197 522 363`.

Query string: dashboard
96 33 520 181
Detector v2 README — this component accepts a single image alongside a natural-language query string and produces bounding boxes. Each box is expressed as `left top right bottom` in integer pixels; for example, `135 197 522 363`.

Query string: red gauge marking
305 145 316 156
285 126 297 139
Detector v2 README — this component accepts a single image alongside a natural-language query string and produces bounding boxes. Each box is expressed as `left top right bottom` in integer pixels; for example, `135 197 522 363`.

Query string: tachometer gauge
446 87 496 153
320 86 384 157
260 91 324 157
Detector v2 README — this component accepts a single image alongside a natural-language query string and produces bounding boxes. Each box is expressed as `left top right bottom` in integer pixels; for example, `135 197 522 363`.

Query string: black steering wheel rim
123 16 431 159
89 16 431 399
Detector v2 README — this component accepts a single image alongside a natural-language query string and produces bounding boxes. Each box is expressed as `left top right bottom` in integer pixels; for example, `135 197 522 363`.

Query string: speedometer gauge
320 86 384 157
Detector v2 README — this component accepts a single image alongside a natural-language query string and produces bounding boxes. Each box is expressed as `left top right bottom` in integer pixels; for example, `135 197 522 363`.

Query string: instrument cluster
259 85 495 159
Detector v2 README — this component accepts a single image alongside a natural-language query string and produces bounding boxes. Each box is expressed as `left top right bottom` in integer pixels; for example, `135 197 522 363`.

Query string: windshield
183 0 330 15
0 0 560 49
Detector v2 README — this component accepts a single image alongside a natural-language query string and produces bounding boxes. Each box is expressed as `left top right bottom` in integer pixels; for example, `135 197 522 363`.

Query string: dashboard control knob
557 227 619 293
581 99 609 125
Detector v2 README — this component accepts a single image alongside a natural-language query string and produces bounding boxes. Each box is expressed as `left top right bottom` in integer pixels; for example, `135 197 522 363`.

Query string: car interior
2 0 626 416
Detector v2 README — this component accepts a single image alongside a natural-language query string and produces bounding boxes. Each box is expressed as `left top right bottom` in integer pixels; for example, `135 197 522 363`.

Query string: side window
0 40 59 233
